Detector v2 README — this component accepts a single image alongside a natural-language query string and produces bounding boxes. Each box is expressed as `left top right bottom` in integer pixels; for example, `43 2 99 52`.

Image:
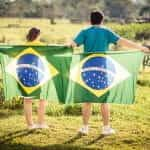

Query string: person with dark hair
90 11 104 25
69 11 149 135
24 27 48 130
26 27 45 45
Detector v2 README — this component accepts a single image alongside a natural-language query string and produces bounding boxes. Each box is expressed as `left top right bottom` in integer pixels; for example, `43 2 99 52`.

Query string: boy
69 11 149 135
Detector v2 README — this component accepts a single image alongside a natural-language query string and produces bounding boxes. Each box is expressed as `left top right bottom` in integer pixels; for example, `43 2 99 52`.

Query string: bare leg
101 104 116 135
37 100 47 124
82 103 92 126
101 103 110 126
24 99 33 126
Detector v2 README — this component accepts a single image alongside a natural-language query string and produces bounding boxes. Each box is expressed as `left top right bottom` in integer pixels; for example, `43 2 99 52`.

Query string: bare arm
117 38 149 53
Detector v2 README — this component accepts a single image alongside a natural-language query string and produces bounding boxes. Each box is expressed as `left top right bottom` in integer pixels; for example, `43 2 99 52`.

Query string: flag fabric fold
0 45 144 104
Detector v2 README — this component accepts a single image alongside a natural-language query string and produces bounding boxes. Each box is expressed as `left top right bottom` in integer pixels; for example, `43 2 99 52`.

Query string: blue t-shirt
74 26 120 52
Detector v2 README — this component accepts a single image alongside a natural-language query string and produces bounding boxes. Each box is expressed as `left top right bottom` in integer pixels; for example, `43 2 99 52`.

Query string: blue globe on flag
81 56 116 90
16 54 46 87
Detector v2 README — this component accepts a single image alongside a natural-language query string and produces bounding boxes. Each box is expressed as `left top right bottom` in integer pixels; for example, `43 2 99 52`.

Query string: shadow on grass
0 109 23 119
0 111 15 119
63 133 105 146
86 134 105 145
137 79 150 87
0 131 105 150
0 143 96 150
0 129 35 144
63 133 82 144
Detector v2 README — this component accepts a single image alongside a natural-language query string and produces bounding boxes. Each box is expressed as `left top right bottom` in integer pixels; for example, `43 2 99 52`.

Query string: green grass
0 84 150 150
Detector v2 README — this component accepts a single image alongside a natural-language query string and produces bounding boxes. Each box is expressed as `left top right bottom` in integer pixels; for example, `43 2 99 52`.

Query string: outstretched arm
117 38 149 53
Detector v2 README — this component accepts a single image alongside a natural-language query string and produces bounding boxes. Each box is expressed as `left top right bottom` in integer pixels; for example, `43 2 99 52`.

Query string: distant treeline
0 0 150 23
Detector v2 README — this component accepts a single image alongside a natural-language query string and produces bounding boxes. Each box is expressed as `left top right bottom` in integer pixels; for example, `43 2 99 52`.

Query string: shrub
107 23 150 41
1 97 23 109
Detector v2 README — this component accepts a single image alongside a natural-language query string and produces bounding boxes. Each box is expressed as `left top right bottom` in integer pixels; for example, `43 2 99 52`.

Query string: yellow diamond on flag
6 47 58 94
70 54 130 97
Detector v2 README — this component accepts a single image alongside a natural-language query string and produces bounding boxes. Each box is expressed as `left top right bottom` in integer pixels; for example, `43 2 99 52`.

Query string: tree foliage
0 0 149 22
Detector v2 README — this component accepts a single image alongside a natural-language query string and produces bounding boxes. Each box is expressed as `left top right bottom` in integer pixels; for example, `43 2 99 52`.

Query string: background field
0 19 150 150
0 18 149 46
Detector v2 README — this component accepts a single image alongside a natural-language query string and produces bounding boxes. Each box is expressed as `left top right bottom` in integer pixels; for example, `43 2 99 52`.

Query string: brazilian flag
0 45 144 104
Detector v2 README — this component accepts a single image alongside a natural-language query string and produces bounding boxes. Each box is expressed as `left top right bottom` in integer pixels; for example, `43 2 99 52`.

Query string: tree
104 0 137 19
0 0 9 17
0 0 147 22
140 6 150 18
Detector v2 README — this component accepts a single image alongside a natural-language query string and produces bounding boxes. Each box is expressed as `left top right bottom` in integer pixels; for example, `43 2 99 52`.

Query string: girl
24 27 48 129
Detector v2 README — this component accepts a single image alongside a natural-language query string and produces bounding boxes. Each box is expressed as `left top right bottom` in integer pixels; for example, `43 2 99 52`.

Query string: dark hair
90 11 104 25
26 27 40 42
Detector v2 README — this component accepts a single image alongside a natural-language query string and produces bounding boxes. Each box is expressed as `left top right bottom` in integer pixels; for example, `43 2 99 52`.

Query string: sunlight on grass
0 82 149 150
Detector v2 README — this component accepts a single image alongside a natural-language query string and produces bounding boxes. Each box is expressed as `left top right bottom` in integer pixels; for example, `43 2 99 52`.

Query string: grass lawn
0 84 150 150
